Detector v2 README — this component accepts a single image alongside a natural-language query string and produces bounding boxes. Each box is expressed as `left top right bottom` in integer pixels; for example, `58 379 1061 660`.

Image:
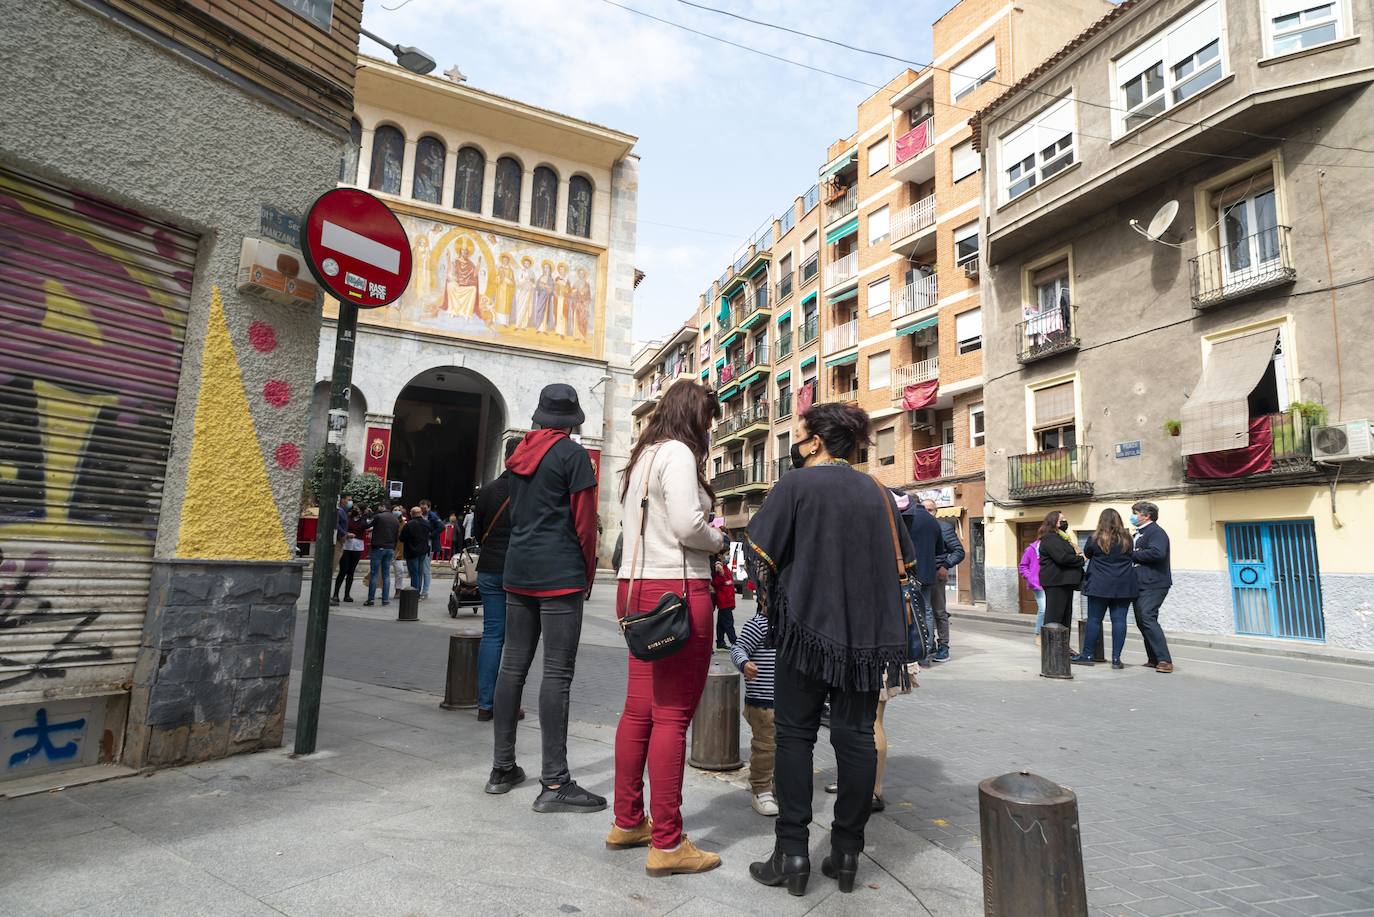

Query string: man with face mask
1129 501 1174 673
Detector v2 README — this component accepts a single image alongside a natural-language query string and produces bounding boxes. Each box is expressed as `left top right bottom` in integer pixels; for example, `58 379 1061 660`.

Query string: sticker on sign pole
299 188 412 309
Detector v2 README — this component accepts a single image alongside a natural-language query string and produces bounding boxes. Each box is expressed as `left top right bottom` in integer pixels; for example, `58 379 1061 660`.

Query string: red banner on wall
363 426 391 477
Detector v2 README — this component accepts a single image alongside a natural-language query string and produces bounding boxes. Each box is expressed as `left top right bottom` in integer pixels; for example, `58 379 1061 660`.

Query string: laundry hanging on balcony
895 118 931 163
1180 328 1279 456
913 445 944 481
902 380 938 410
797 379 817 416
1186 415 1273 479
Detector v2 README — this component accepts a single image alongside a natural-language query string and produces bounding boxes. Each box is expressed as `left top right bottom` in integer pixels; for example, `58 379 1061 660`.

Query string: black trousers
1133 587 1173 664
774 661 879 857
1043 585 1076 629
715 608 737 646
333 550 362 598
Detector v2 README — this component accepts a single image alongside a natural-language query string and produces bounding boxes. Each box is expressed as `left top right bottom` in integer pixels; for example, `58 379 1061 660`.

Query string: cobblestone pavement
299 582 1374 917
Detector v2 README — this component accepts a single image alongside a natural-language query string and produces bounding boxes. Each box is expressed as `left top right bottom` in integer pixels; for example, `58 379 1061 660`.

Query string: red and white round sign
299 188 412 309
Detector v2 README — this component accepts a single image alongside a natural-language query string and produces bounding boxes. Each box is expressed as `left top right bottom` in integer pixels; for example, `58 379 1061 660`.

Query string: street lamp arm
359 27 437 75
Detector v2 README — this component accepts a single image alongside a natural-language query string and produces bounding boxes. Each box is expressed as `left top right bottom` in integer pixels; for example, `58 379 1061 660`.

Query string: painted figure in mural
572 266 592 339
533 261 555 332
554 262 571 337
514 255 537 328
443 238 480 320
489 253 516 327
412 235 438 318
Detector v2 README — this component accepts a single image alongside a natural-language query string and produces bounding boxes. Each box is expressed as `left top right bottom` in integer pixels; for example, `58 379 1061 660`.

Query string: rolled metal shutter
0 164 196 705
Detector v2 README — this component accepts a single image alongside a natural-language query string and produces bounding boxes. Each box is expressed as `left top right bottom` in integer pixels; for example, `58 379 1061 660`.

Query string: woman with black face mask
1037 509 1084 631
744 401 915 897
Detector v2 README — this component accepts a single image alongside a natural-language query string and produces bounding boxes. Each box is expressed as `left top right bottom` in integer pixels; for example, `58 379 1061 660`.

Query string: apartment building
631 322 700 443
972 0 1374 650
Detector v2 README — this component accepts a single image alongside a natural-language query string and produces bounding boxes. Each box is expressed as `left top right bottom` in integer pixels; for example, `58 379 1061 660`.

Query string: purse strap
868 475 912 626
480 497 509 544
622 446 689 624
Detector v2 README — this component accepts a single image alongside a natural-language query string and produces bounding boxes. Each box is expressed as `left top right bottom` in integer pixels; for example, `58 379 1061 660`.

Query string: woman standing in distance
608 380 727 877
746 402 915 897
1037 510 1084 632
1074 508 1138 669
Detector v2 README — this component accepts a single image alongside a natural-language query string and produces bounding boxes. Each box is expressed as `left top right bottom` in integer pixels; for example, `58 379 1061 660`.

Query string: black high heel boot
749 847 810 896
822 850 859 893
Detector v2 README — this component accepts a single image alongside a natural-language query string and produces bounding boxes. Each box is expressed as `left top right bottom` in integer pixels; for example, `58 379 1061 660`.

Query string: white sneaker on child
752 792 779 817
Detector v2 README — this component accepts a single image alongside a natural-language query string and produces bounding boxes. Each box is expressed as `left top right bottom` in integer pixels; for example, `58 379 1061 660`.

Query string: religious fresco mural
330 212 603 359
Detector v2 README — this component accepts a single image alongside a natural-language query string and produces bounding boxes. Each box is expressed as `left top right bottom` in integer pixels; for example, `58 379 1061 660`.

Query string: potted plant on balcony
1162 419 1181 437
1289 400 1328 427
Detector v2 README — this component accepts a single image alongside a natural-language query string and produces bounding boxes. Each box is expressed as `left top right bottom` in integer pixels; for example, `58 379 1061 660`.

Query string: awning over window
828 287 859 305
776 309 792 325
825 217 859 245
820 149 856 179
718 297 730 321
801 291 818 309
801 355 817 370
1180 328 1279 456
715 357 726 369
1033 381 1076 428
826 352 859 368
776 369 791 382
718 384 740 402
897 314 939 336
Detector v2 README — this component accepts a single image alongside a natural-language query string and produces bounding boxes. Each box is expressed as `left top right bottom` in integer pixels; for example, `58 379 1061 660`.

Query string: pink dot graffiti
262 380 290 407
274 443 301 470
248 321 277 354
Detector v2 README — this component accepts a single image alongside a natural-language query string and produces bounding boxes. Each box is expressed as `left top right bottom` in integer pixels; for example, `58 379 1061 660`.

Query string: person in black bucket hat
485 383 605 815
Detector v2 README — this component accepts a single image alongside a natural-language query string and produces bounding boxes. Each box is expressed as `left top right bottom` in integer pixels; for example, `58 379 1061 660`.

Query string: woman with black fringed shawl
744 401 915 897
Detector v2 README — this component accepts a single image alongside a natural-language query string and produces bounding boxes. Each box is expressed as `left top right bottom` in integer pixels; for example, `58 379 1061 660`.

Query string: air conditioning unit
963 260 980 279
907 408 935 430
1311 420 1373 462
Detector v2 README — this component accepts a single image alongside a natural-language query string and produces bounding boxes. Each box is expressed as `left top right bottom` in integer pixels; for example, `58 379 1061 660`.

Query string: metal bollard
1077 620 1105 662
978 770 1088 917
396 587 419 621
1040 623 1072 679
688 658 743 771
439 630 481 710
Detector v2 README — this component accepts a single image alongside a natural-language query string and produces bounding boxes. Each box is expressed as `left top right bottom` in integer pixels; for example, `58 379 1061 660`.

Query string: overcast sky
361 0 955 347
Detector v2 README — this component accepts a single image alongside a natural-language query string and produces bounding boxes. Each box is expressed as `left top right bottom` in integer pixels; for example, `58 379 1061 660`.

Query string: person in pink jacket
1018 541 1046 645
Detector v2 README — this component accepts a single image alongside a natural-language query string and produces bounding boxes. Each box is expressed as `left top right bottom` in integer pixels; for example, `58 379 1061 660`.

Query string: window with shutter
1267 0 1341 54
952 139 979 182
868 138 890 174
1111 1 1225 136
999 95 1076 201
869 350 891 389
956 307 983 354
951 41 996 100
868 205 890 245
877 427 896 465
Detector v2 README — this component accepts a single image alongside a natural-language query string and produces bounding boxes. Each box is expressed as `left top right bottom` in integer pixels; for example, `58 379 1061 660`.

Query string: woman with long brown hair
1037 509 1083 633
1074 508 1139 669
607 379 727 876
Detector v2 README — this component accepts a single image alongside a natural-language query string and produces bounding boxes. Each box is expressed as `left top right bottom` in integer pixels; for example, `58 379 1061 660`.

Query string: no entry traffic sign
299 188 412 309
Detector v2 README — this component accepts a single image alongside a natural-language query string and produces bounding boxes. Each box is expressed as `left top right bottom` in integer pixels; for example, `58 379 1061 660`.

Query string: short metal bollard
688 659 743 771
978 770 1088 917
439 630 481 710
1040 623 1072 679
1077 620 1105 662
396 587 419 621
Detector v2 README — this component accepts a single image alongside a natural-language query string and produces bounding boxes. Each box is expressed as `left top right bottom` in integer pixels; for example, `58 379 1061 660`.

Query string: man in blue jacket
1130 500 1174 673
923 499 966 662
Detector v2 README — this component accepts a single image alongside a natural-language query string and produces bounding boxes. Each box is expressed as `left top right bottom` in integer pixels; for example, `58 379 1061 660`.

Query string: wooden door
1016 523 1040 615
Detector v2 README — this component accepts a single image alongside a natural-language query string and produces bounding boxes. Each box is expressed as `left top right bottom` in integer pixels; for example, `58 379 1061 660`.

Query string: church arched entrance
388 367 506 519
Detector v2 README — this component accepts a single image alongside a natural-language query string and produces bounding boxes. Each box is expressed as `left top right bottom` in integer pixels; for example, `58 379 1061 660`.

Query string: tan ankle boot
645 836 721 877
605 818 652 850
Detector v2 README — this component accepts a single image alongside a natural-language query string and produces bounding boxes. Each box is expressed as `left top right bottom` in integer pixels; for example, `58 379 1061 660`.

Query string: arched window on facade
412 136 445 204
453 146 485 213
493 156 522 221
340 117 362 183
369 124 405 195
567 175 593 238
531 166 558 230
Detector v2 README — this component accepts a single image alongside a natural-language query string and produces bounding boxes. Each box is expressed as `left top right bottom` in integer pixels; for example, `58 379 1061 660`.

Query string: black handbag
619 448 691 661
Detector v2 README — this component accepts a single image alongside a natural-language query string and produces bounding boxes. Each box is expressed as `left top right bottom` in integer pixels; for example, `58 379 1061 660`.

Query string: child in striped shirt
729 609 777 817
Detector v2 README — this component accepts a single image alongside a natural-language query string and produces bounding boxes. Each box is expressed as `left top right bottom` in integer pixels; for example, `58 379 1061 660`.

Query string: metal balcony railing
1008 445 1094 500
799 315 819 347
894 117 934 165
712 464 770 492
825 251 858 288
1189 225 1295 308
740 401 770 430
891 195 936 241
735 344 771 376
775 394 793 419
777 333 793 360
890 357 940 398
1017 304 1080 364
719 310 733 332
826 185 857 223
913 443 955 481
895 274 938 318
776 271 794 302
747 285 770 317
800 252 819 285
775 457 793 481
824 319 858 353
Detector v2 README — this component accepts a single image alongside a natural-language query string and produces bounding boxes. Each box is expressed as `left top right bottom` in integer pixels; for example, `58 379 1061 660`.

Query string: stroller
448 541 482 617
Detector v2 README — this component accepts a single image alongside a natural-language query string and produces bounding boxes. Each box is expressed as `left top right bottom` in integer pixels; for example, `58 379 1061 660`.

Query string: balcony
824 251 858 289
894 274 938 319
775 457 792 482
823 319 858 353
825 185 857 224
913 443 955 481
1017 304 1080 364
891 195 937 255
713 464 771 495
890 117 935 185
777 333 793 361
737 401 770 438
799 252 819 286
1186 410 1315 483
1007 446 1094 501
739 286 771 328
799 314 819 348
775 394 793 420
891 357 940 399
734 345 772 384
834 387 859 404
776 271 794 303
1190 226 1295 309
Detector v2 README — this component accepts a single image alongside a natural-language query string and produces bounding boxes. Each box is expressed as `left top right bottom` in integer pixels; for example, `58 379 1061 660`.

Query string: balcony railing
894 117 934 165
719 310 733 333
712 464 770 492
913 443 955 481
800 252 819 285
891 195 936 241
1008 446 1094 500
1017 304 1080 364
775 457 792 481
735 344 771 376
891 357 940 398
825 185 858 223
739 401 770 431
895 274 938 318
834 387 859 404
776 271 794 302
775 394 793 419
1189 225 1295 308
825 251 858 288
824 319 858 353
777 333 793 360
1187 410 1315 481
744 285 770 319
799 314 819 347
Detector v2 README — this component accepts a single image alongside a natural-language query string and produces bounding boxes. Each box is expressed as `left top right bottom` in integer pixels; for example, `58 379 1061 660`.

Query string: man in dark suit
1130 500 1174 673
923 499 966 662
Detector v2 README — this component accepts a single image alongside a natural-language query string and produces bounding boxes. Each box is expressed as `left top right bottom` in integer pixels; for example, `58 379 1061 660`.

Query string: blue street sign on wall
1115 441 1142 459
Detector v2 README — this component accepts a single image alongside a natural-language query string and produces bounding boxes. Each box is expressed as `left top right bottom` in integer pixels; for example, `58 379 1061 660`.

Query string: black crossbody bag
618 448 691 661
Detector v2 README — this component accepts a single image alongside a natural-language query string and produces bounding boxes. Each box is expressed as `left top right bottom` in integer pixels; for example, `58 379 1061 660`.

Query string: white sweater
617 440 725 580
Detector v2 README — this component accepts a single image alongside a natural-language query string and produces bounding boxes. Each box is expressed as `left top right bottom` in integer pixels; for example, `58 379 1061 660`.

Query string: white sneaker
752 792 779 817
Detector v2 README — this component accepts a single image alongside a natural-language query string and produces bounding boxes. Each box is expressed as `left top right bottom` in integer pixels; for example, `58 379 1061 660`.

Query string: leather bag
618 447 691 661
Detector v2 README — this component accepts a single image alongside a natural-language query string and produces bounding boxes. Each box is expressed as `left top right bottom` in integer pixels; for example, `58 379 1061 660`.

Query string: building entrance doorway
389 368 505 519
1016 522 1040 615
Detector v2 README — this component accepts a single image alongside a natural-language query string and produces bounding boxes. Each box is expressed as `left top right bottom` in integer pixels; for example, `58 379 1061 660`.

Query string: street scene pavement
4 579 1374 917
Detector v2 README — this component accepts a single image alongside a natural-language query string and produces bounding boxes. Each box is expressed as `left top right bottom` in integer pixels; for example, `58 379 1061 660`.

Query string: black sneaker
484 766 526 795
532 780 606 813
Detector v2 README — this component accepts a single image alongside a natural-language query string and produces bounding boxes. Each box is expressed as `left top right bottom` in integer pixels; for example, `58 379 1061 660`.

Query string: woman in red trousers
609 379 727 877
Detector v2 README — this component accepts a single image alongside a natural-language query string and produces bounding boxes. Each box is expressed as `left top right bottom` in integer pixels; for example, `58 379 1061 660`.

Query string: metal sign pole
294 302 358 755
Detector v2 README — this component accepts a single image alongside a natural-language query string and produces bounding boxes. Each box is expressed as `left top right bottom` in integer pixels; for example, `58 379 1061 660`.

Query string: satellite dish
1129 199 1181 245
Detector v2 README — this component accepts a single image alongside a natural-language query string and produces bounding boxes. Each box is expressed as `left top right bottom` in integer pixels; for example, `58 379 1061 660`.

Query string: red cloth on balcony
901 380 938 410
797 379 816 417
1186 415 1273 479
913 445 943 481
895 120 931 165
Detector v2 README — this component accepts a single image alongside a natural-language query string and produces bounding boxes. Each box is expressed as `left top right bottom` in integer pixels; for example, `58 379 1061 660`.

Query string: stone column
519 168 534 226
555 176 570 234
356 128 375 190
480 161 496 218
399 139 417 200
441 147 458 209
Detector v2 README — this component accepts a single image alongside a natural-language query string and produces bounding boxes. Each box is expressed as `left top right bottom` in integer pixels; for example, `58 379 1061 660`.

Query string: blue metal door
1224 521 1324 641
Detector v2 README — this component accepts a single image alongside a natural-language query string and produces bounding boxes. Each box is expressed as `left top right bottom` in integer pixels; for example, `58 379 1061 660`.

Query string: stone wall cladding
125 560 302 768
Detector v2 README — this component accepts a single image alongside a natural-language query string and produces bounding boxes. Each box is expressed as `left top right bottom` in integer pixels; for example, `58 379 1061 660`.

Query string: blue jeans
367 548 394 602
406 555 423 591
476 571 506 711
420 553 433 597
1082 596 1131 662
1033 588 1046 634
